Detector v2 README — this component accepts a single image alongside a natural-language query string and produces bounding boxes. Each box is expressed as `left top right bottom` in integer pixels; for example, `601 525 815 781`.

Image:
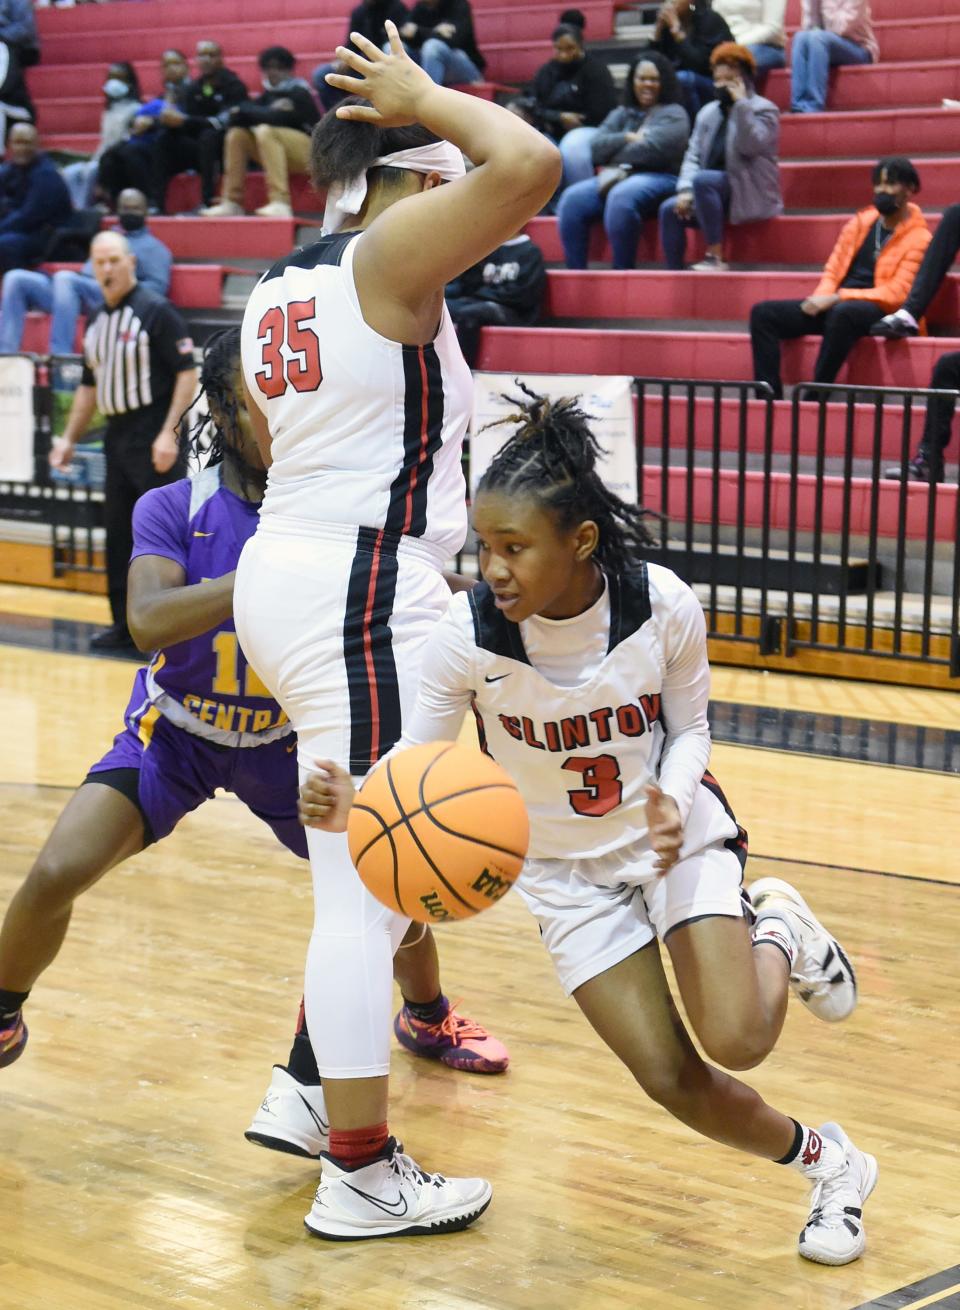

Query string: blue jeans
790 30 872 112
658 170 731 269
676 69 716 121
419 38 482 86
748 43 786 74
558 125 599 188
559 172 678 269
312 61 345 112
0 269 103 354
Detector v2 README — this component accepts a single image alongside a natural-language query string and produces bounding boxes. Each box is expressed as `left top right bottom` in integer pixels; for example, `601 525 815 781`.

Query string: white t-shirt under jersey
240 231 472 560
397 562 735 867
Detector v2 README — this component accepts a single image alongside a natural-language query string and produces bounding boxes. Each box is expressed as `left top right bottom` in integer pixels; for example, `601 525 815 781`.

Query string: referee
50 231 198 652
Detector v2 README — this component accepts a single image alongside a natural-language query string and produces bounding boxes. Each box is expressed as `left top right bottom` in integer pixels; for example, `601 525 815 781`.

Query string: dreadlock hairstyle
178 328 265 500
476 383 657 573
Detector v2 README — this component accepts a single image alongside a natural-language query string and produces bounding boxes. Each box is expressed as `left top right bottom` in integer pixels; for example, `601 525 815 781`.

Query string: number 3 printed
255 299 323 399
562 754 623 817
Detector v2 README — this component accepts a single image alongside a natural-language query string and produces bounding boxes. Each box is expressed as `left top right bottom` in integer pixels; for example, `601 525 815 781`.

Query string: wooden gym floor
0 583 958 1310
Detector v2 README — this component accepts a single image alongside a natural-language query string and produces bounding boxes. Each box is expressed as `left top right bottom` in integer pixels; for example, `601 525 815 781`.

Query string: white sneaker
799 1123 878 1265
305 1138 492 1241
254 201 293 218
244 1065 328 1158
199 199 244 217
749 876 857 1022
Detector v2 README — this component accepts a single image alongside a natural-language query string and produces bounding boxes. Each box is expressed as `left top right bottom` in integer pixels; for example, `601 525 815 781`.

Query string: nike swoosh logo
342 1182 408 1216
484 673 510 683
296 1091 328 1135
193 530 214 538
286 743 296 753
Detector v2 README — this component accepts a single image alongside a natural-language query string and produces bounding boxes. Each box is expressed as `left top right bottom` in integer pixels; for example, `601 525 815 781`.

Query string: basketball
347 741 530 924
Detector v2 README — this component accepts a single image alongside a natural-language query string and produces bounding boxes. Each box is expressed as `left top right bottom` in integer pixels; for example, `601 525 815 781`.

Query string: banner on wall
469 372 637 502
0 354 35 483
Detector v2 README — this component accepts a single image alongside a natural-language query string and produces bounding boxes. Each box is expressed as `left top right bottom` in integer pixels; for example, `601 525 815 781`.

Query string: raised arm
127 555 236 652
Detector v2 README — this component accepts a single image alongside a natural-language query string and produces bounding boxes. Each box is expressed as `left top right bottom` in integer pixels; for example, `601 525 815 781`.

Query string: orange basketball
347 741 530 924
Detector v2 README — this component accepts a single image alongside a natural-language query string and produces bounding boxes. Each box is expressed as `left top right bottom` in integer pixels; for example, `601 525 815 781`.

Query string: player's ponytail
477 382 657 572
310 101 440 193
178 328 265 499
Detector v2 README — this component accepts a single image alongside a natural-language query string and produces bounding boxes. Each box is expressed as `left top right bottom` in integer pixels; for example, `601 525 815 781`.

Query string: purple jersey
130 465 290 747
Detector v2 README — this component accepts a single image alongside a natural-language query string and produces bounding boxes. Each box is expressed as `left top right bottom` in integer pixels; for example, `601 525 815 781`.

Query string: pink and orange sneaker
0 1012 27 1068
394 1002 509 1074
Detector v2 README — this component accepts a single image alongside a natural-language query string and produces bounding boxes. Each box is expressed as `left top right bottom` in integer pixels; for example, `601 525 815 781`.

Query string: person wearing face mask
60 62 141 210
507 22 615 190
650 0 733 121
96 51 192 210
200 47 319 219
558 52 689 269
658 43 780 272
0 188 172 354
749 157 929 400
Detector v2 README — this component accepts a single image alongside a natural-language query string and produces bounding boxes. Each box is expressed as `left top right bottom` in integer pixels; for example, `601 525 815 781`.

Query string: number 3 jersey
398 563 741 871
129 464 290 747
240 231 472 561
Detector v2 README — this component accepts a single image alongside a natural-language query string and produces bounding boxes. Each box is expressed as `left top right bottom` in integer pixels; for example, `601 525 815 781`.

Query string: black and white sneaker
305 1138 492 1241
749 877 857 1022
799 1123 878 1265
245 1065 328 1158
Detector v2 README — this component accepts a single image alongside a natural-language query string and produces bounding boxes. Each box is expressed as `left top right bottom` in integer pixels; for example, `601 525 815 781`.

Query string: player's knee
27 851 96 910
698 1023 771 1071
631 1061 695 1113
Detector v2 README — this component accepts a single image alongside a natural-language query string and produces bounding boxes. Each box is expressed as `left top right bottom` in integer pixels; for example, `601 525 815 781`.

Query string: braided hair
178 328 265 500
476 383 656 573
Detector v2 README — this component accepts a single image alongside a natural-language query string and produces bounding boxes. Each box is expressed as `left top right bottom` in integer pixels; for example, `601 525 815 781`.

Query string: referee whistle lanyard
321 141 467 234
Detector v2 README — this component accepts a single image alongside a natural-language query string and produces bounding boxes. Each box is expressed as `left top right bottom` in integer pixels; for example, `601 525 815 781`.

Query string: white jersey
398 563 743 869
240 231 472 560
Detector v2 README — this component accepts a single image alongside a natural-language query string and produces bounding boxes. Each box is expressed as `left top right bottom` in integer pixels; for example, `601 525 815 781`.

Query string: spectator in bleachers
399 0 485 87
97 51 191 209
658 43 780 272
790 0 878 114
0 0 36 150
313 0 409 113
0 189 171 355
712 0 787 78
749 157 929 399
507 22 616 189
0 123 72 274
558 53 688 269
445 230 546 366
60 63 141 210
201 47 318 219
649 0 733 120
884 347 960 484
153 41 247 213
872 204 960 340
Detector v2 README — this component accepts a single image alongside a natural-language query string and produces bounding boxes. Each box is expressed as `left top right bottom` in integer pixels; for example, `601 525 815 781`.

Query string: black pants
445 297 523 368
154 127 223 210
905 201 960 320
919 350 960 459
97 139 157 207
104 433 183 627
749 298 886 399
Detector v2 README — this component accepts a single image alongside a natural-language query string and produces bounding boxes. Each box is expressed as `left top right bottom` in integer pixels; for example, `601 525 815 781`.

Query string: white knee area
302 824 410 1079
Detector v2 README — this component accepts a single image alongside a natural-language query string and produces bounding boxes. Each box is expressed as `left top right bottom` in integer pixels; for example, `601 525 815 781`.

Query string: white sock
785 1123 844 1179
752 914 798 970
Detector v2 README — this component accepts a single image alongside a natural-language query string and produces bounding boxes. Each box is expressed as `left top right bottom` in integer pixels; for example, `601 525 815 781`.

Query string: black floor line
848 1266 960 1310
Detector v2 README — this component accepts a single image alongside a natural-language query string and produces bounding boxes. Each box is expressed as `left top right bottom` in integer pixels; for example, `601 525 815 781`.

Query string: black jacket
530 55 617 131
651 10 733 76
346 0 409 47
406 0 485 73
228 83 319 134
0 153 72 239
446 236 545 319
178 69 249 134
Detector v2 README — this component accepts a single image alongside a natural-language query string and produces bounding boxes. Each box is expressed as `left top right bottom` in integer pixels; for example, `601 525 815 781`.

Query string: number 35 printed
255 299 322 399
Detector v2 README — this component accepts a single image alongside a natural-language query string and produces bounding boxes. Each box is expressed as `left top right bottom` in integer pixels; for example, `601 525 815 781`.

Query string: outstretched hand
326 20 433 127
646 783 683 876
298 761 357 833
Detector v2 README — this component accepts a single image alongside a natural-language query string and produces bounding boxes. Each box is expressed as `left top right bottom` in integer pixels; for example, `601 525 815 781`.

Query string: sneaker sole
244 1128 324 1159
304 1191 492 1242
394 1019 509 1075
0 1021 27 1068
750 877 857 1021
799 1153 878 1266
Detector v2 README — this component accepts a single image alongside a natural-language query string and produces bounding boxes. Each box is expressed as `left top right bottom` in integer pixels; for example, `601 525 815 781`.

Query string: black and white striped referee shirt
81 285 195 439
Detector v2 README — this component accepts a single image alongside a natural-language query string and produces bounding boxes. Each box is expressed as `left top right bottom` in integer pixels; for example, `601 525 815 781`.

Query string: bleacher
12 0 960 681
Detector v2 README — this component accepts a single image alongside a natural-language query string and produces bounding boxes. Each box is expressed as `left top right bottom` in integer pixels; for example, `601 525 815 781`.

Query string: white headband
321 140 466 234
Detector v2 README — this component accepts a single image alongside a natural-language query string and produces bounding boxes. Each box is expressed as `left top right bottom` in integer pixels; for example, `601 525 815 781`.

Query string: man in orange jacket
749 156 930 399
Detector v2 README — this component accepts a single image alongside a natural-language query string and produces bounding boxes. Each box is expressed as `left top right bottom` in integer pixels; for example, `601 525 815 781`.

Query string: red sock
328 1123 389 1170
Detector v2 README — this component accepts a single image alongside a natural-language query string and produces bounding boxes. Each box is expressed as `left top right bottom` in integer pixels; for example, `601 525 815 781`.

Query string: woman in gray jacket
658 42 781 271
558 52 689 269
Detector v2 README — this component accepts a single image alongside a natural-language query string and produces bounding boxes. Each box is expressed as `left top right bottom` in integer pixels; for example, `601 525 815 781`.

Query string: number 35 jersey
399 564 739 869
130 465 290 748
240 231 472 561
